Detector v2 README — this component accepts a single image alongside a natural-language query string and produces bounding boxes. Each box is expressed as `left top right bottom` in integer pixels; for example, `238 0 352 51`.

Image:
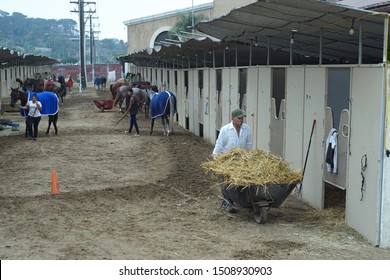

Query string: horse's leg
118 97 123 112
169 97 174 135
150 118 155 135
53 114 58 135
165 115 172 136
161 116 168 136
46 116 52 135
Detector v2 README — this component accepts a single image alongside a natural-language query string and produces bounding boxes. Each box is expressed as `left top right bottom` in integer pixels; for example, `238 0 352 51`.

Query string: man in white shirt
213 109 253 158
213 109 253 213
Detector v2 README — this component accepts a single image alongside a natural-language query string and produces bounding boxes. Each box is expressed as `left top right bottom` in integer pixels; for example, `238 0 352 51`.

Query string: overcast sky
1 0 212 41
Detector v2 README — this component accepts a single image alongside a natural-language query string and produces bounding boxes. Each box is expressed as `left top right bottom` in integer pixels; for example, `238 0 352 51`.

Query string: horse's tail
110 84 115 99
113 89 120 107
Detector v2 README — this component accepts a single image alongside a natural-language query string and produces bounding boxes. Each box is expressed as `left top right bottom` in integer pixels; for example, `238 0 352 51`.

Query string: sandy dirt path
1 86 389 260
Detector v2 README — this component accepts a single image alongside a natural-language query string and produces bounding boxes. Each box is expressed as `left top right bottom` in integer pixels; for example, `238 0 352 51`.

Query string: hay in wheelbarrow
201 148 302 189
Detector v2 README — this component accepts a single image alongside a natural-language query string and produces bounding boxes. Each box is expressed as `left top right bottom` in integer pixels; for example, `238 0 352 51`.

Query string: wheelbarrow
93 99 114 112
220 182 300 224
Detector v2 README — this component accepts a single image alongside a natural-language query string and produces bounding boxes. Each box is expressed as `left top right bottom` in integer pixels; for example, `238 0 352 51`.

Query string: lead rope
360 154 367 201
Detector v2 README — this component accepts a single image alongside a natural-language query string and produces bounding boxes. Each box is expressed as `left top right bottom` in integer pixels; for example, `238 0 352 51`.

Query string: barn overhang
120 0 390 68
0 47 59 68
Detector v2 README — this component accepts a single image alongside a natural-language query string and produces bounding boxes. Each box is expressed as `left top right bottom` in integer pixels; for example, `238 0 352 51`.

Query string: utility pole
90 15 94 80
89 15 100 81
70 0 96 92
191 0 195 38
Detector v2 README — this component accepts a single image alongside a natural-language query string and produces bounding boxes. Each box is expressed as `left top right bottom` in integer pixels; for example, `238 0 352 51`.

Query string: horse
114 88 149 125
100 76 107 91
16 77 44 93
112 82 151 113
146 86 177 136
110 80 129 100
10 88 60 137
44 80 66 103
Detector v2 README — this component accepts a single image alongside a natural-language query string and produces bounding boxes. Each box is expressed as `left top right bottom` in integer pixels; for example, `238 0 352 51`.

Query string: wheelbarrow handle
302 119 316 178
295 119 316 196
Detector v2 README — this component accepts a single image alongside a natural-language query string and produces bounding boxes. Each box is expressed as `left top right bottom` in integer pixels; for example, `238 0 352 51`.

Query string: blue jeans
128 114 139 134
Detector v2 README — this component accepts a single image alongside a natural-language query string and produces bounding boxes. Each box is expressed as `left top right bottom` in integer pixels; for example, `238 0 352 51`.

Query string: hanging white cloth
325 128 338 173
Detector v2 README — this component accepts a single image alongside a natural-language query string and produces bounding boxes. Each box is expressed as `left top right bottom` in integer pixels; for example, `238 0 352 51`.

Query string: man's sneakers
221 199 237 214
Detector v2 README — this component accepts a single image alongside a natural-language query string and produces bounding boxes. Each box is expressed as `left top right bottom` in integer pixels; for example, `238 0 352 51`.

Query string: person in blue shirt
213 108 253 213
94 76 101 91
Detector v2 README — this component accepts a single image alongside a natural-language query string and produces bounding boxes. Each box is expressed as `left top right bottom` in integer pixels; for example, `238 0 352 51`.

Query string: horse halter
10 88 28 107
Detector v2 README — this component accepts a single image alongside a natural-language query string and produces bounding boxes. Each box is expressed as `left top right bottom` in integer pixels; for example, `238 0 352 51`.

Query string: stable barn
0 49 57 103
121 0 390 247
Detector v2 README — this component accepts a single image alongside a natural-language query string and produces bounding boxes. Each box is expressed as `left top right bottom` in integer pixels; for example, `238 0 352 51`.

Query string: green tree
0 12 127 64
169 12 209 42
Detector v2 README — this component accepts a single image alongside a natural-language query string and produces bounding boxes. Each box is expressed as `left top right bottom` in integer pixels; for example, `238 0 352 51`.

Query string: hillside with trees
0 11 127 64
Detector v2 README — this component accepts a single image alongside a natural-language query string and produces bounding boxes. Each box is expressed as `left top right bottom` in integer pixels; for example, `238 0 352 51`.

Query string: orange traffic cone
51 170 60 194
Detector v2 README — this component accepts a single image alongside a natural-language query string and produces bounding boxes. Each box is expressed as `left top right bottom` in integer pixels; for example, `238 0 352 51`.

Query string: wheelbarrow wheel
253 205 268 224
100 105 105 112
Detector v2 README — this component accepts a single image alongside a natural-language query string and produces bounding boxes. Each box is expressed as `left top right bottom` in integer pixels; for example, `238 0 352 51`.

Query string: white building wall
382 65 390 246
203 68 211 141
177 70 186 129
382 108 390 246
285 67 305 171
0 65 52 110
0 69 7 100
209 69 217 144
301 66 326 209
221 69 231 125
187 69 199 132
256 67 271 151
348 66 383 245
229 68 240 114
192 69 200 136
246 67 259 148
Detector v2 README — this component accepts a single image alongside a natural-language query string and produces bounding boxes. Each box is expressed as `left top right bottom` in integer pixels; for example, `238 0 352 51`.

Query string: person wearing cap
213 108 253 159
213 108 253 213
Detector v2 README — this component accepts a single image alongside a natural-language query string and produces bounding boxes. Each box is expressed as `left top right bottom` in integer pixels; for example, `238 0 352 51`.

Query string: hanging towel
325 128 338 173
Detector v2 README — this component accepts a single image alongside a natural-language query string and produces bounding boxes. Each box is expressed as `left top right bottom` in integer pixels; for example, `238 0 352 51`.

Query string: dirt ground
1 85 390 260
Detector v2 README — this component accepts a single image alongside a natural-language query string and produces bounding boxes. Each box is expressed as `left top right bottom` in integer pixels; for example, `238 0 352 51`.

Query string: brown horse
100 76 107 91
115 88 149 125
44 80 66 103
16 77 44 93
109 79 129 100
112 81 151 113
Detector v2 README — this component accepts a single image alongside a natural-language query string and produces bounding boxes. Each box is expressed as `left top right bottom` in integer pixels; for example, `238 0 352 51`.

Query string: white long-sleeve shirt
213 122 253 159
